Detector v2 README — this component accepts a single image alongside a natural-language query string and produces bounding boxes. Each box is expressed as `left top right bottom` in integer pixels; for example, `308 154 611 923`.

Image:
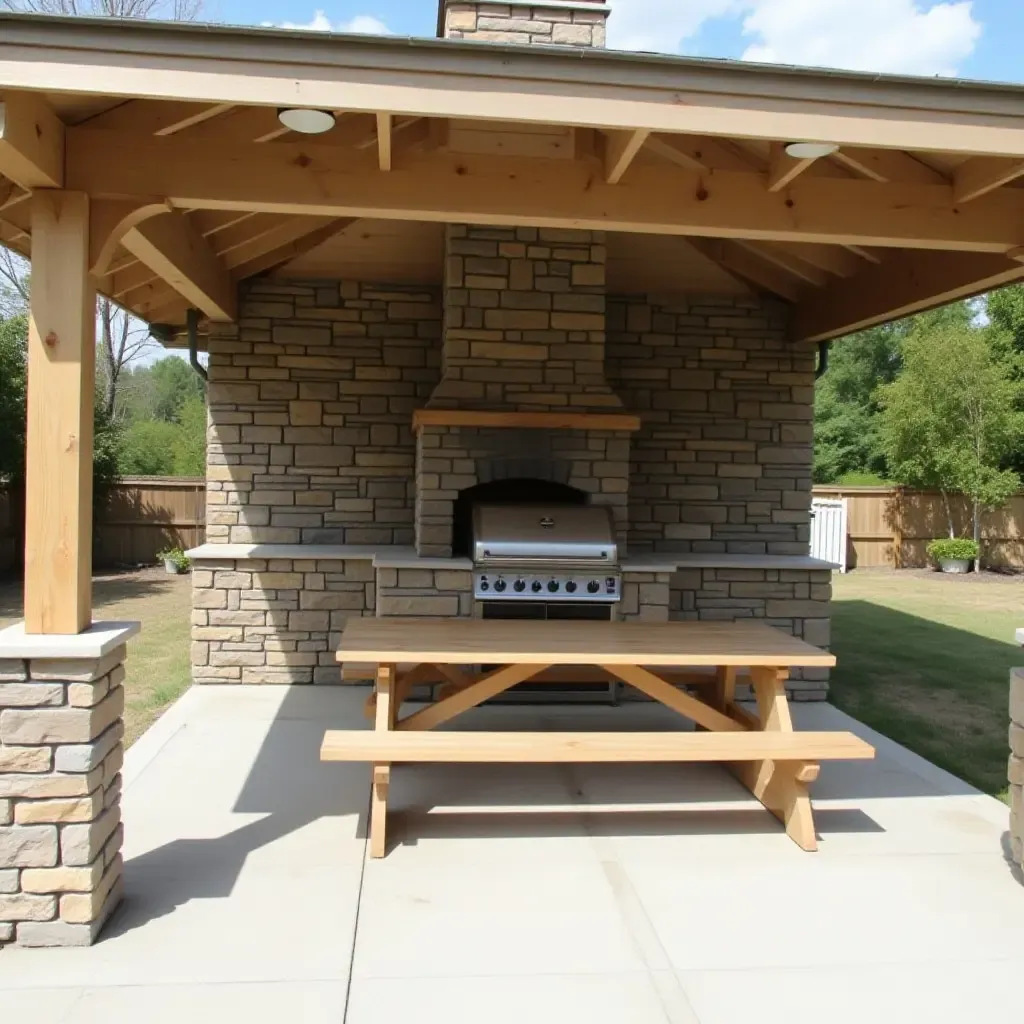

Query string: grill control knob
513 579 526 592
494 578 507 593
565 580 578 593
547 579 560 592
531 580 543 593
480 579 490 592
587 580 600 594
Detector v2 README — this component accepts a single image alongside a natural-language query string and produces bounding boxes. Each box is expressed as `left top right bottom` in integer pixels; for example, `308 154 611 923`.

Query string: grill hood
471 504 618 565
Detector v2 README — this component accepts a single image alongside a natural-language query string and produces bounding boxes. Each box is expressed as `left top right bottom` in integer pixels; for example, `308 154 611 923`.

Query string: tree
0 314 28 483
118 421 180 476
97 298 157 419
877 325 1023 567
171 394 207 476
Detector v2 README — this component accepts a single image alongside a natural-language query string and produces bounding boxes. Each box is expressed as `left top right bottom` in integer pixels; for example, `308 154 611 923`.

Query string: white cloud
740 0 980 76
606 0 981 76
268 10 391 34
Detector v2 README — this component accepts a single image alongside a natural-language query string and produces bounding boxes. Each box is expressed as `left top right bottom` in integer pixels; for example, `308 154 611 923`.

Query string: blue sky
203 0 1024 83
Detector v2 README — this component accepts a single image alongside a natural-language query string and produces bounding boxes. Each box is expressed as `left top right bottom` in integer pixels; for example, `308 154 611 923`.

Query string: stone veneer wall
431 225 618 410
206 278 440 547
442 0 609 46
376 568 474 618
607 294 814 556
415 425 631 556
1011 664 1023 868
192 559 374 685
619 572 671 622
0 648 126 946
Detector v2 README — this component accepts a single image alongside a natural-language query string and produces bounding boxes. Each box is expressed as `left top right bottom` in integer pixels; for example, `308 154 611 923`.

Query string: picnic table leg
730 666 818 852
369 663 396 859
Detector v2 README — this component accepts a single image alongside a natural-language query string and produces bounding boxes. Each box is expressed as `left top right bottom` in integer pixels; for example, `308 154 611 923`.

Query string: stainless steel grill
471 504 621 602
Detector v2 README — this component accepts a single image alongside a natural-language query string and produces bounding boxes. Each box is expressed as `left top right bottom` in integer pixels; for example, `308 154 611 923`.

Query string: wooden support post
369 663 395 859
24 191 95 634
729 667 818 851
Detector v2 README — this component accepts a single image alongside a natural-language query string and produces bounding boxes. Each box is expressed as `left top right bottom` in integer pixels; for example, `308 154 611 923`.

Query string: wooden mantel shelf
412 409 642 432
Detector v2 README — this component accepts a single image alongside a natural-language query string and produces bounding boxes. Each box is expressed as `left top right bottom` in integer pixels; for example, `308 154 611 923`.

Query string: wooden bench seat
321 728 874 764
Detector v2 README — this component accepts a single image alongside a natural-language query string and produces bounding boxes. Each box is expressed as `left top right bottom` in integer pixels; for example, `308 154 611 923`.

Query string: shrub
157 547 191 572
926 538 980 563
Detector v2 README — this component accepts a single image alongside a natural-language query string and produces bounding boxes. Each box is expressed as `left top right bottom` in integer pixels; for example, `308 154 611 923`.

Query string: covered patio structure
3 6 1024 947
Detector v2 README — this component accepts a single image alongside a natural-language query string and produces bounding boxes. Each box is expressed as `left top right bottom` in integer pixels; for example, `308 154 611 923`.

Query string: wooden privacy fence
1 479 1021 574
0 476 205 573
813 486 1024 569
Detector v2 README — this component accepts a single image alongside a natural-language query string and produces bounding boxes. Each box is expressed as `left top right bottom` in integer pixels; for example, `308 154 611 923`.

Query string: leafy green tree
171 394 207 476
877 325 1023 566
0 314 28 484
117 421 180 476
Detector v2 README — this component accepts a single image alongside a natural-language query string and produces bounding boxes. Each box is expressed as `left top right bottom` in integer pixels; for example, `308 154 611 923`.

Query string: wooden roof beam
793 249 1024 342
603 129 650 184
65 132 1024 253
767 142 819 192
830 147 947 185
82 100 234 135
734 241 829 287
954 156 1024 203
120 211 236 321
768 241 863 278
690 237 802 302
0 92 64 188
376 113 392 171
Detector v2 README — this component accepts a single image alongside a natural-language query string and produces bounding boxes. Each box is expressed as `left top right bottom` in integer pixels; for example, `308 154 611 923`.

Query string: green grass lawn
829 569 1021 799
0 567 192 747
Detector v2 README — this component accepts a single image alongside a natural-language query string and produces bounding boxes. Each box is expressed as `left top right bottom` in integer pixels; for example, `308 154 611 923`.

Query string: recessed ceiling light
784 141 840 159
277 108 336 134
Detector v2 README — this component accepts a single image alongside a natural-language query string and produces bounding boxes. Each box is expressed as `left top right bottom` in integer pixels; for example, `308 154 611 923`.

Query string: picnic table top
336 618 837 667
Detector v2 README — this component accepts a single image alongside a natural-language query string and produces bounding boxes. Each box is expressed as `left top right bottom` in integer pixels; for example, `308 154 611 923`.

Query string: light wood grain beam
0 92 64 188
645 133 761 172
120 211 236 321
376 112 392 171
767 142 818 192
82 99 234 135
65 132 1024 252
831 147 946 185
602 128 649 184
770 241 863 277
88 198 170 275
735 240 829 287
793 249 1024 342
24 192 94 634
690 237 802 302
954 156 1024 203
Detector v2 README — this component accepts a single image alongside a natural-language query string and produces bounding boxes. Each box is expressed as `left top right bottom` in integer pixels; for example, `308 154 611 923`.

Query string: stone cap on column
0 621 141 660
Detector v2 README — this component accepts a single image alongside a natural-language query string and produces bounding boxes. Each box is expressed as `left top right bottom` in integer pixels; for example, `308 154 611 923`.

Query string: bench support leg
729 667 818 852
369 663 396 859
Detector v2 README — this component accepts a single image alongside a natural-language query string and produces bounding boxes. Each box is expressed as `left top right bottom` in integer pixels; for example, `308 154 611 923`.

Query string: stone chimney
440 1 610 47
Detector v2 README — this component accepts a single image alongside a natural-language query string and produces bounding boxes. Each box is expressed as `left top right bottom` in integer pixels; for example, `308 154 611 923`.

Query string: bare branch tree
1 0 201 17
97 298 158 418
0 247 29 316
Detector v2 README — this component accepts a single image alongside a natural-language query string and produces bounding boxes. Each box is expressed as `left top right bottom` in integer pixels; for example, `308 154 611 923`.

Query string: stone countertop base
185 543 835 573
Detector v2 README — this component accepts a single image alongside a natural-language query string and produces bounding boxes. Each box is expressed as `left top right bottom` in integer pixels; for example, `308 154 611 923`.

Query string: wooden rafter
65 132 1024 253
769 241 862 278
0 92 64 188
644 133 759 173
689 237 803 302
767 142 818 192
734 240 829 287
120 211 236 321
376 113 392 171
82 100 234 135
830 147 947 185
793 249 1024 342
954 156 1024 203
602 128 650 184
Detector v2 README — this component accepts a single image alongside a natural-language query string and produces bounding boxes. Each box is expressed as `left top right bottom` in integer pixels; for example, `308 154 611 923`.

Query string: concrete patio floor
0 684 1020 1023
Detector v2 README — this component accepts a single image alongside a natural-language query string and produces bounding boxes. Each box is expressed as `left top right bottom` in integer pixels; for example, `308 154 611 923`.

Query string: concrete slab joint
1010 661 1024 868
0 622 137 947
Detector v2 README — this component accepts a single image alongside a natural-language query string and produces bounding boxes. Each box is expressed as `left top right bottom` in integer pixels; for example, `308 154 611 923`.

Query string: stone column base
0 621 139 947
1010 666 1023 868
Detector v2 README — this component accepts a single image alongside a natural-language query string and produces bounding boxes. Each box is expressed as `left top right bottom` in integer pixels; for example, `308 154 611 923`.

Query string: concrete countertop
186 544 836 573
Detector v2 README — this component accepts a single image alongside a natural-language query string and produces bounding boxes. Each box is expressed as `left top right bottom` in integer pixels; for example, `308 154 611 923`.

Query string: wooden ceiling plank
220 216 346 270
794 249 1024 341
954 156 1024 203
82 99 234 135
376 113 392 171
831 147 947 185
767 142 818 192
645 133 761 173
843 244 883 264
0 92 64 188
769 241 862 278
734 240 829 287
603 128 650 185
690 237 802 302
120 211 236 320
65 131 1024 253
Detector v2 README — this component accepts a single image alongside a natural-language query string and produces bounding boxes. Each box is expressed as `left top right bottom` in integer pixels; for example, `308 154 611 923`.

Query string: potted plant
157 547 191 575
926 538 979 574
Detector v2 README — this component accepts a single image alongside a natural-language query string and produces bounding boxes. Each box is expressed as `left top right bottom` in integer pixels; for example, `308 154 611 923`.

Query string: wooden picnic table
321 618 874 857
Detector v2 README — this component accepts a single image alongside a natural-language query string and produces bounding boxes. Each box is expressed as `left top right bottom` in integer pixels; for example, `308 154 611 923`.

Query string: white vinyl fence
810 497 848 573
